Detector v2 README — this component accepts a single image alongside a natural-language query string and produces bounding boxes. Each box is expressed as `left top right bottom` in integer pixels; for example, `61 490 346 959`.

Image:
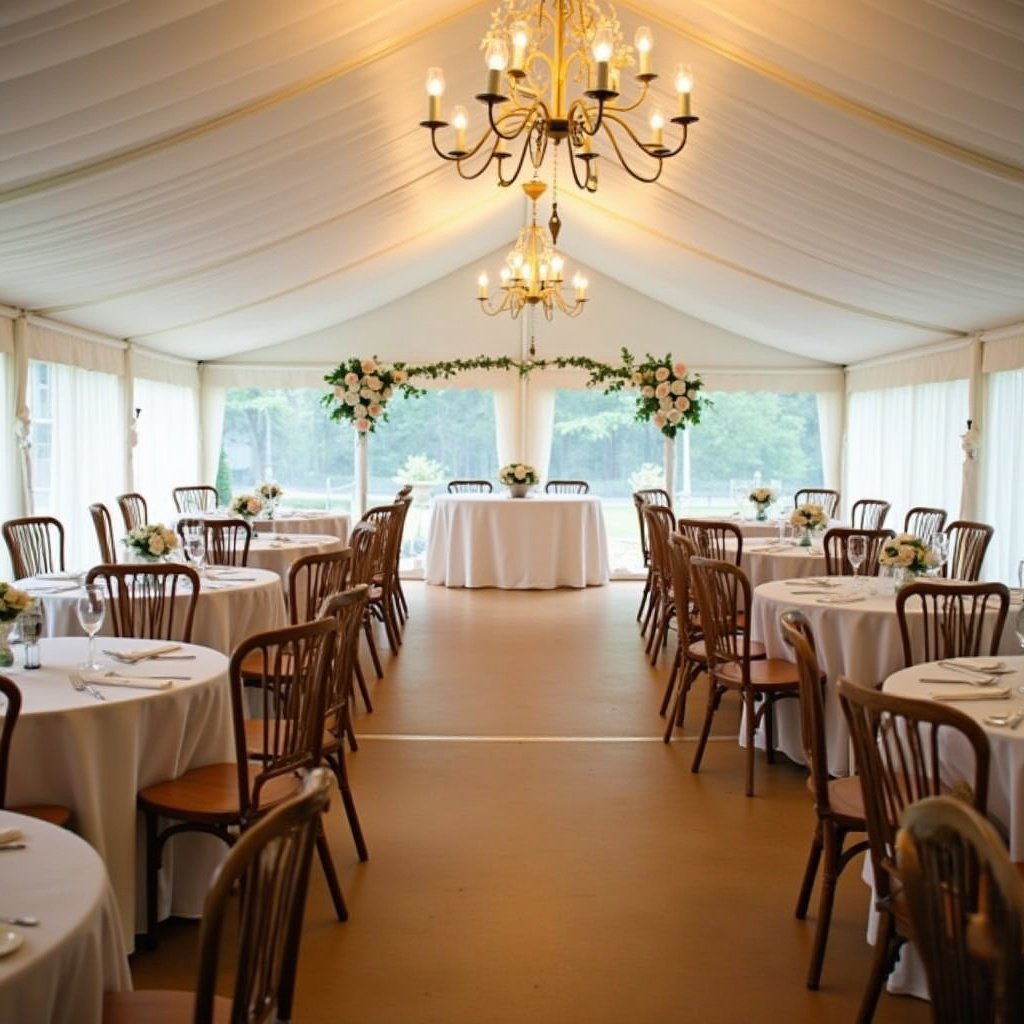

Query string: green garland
323 348 706 439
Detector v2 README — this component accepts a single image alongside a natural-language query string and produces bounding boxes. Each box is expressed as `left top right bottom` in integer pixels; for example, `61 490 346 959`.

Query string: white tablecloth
0 810 131 1024
685 514 781 539
2 637 234 949
749 578 1021 775
253 511 350 544
425 494 610 589
21 569 287 656
246 533 344 595
733 538 827 587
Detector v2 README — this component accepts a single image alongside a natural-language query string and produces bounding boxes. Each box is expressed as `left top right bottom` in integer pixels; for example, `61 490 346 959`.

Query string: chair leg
641 581 658 639
363 620 384 679
675 662 700 727
806 819 841 991
744 690 757 796
315 822 349 922
144 809 160 946
329 756 368 862
353 656 373 712
854 911 901 1024
691 681 722 774
660 646 682 717
637 567 652 623
795 822 823 921
764 695 776 765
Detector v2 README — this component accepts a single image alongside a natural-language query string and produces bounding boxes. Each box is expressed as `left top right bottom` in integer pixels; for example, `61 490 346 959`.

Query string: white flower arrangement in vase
0 582 31 668
230 494 264 521
499 463 538 498
123 523 179 562
790 503 829 546
879 533 940 587
748 486 777 521
256 481 283 518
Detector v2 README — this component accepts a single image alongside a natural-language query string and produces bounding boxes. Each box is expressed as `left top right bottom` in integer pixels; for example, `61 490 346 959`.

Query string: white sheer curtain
40 362 125 569
133 377 200 523
844 380 968 531
980 368 1024 584
0 352 19 577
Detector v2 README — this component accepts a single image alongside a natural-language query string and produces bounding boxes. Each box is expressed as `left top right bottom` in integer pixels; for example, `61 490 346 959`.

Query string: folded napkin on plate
37 571 83 581
930 686 1010 701
0 827 24 846
815 595 864 605
25 582 80 594
948 659 1005 672
81 674 173 691
106 643 181 663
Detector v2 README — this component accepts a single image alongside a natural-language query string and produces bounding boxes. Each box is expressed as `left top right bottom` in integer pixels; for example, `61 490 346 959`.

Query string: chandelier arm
496 132 541 187
601 79 652 117
597 114 667 184
486 99 543 142
564 144 596 192
653 121 693 160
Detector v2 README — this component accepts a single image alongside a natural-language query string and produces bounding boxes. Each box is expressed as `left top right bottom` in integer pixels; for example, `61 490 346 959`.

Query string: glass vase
799 527 813 547
756 505 769 522
0 621 13 668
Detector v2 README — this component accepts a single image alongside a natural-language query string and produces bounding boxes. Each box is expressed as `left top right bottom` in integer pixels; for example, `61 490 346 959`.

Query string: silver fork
69 673 106 701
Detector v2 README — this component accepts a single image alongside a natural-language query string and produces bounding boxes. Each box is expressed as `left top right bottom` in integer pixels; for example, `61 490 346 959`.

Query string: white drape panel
844 380 968 531
0 353 18 577
980 369 1024 585
492 381 520 472
816 390 845 492
133 378 201 523
40 362 125 568
199 367 226 490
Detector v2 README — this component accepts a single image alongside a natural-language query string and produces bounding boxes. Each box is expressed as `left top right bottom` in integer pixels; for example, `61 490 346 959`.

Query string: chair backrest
850 498 891 530
897 796 1024 1024
345 522 379 587
0 675 22 807
688 556 753 674
895 580 1010 666
2 516 65 578
633 489 672 567
794 488 840 519
944 520 994 581
89 503 117 563
447 480 492 494
178 517 252 567
779 611 833 820
642 504 677 591
319 586 370 745
360 503 403 585
545 480 589 494
287 549 353 626
86 563 200 642
837 676 990 914
393 484 413 501
173 485 219 514
666 532 700 643
904 506 947 540
115 492 148 533
193 768 331 1024
677 517 743 565
229 618 337 818
822 527 894 576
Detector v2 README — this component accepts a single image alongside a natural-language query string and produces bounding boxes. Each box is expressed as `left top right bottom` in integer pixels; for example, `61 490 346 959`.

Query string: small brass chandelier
420 0 698 192
477 179 588 321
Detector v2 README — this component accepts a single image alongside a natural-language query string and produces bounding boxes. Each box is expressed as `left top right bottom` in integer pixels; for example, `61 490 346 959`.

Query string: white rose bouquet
749 487 776 508
324 356 417 434
790 503 829 530
0 582 32 622
499 463 539 486
230 494 264 520
256 481 282 501
879 533 940 573
625 353 706 440
124 523 179 561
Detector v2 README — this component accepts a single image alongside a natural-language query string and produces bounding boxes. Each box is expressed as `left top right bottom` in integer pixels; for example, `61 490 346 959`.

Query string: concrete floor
131 581 929 1023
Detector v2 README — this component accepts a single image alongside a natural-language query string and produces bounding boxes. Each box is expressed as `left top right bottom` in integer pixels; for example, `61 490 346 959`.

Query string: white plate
0 929 23 958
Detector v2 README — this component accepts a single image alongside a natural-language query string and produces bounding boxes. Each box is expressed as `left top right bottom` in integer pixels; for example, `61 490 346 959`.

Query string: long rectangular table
425 493 610 589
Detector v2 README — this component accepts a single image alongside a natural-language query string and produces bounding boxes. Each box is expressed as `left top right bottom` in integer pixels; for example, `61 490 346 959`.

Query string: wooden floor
131 581 929 1023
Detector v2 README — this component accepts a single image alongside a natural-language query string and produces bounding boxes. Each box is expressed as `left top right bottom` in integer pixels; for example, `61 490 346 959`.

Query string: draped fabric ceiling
0 0 1021 366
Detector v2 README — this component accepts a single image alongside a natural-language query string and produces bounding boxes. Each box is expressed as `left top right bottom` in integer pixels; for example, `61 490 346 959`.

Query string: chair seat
103 990 232 1023
715 657 801 690
138 762 301 823
238 648 294 679
818 775 868 828
12 804 72 828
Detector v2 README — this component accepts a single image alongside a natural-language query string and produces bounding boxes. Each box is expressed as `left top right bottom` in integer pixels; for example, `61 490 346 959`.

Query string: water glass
185 528 206 576
930 532 949 571
847 535 867 583
76 584 105 671
19 602 43 670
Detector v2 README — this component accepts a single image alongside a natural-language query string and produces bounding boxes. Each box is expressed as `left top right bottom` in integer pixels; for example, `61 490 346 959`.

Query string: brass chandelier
420 0 698 192
476 179 588 321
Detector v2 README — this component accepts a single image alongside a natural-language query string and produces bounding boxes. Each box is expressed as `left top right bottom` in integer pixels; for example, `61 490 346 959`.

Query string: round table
19 568 287 656
2 637 234 949
245 533 344 595
424 493 610 589
253 510 350 544
0 810 131 1024
749 578 1021 774
731 537 828 587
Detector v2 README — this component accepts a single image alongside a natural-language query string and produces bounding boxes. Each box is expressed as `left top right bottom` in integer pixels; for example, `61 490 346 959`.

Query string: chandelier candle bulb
510 20 529 73
426 67 445 122
650 109 665 148
675 64 693 118
451 105 468 151
635 26 653 76
478 272 489 298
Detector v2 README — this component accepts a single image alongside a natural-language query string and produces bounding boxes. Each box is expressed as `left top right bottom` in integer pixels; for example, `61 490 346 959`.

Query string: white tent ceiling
0 0 1021 365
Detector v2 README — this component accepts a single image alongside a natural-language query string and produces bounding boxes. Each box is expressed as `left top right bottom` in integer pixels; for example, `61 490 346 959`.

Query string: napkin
815 595 865 605
0 827 24 847
929 686 1010 701
37 572 84 581
82 674 173 690
105 643 181 663
947 659 1005 673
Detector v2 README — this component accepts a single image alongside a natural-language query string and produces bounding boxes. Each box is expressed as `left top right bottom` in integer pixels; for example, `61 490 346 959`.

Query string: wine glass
76 584 105 671
930 532 949 573
847 535 866 584
1017 558 1023 590
185 527 206 577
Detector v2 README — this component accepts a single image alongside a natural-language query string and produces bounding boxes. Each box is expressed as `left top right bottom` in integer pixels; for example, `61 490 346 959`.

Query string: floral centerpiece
790 503 829 546
123 523 179 562
879 533 940 587
256 481 282 518
230 494 264 522
324 357 409 434
748 486 777 521
499 462 538 498
0 582 31 668
626 354 706 439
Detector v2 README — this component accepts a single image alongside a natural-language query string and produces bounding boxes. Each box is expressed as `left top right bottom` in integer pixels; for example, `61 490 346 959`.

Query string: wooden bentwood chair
943 520 995 581
86 564 200 642
793 488 841 519
850 498 891 530
177 517 252 567
779 611 867 990
904 506 947 539
640 503 677 664
137 617 344 942
115 492 148 533
837 676 990 1024
172 485 219 514
89 503 118 563
897 797 1024 1024
822 528 894 576
447 480 492 493
2 516 65 579
104 769 332 1024
688 556 800 796
545 479 589 494
677 518 743 565
633 488 672 624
